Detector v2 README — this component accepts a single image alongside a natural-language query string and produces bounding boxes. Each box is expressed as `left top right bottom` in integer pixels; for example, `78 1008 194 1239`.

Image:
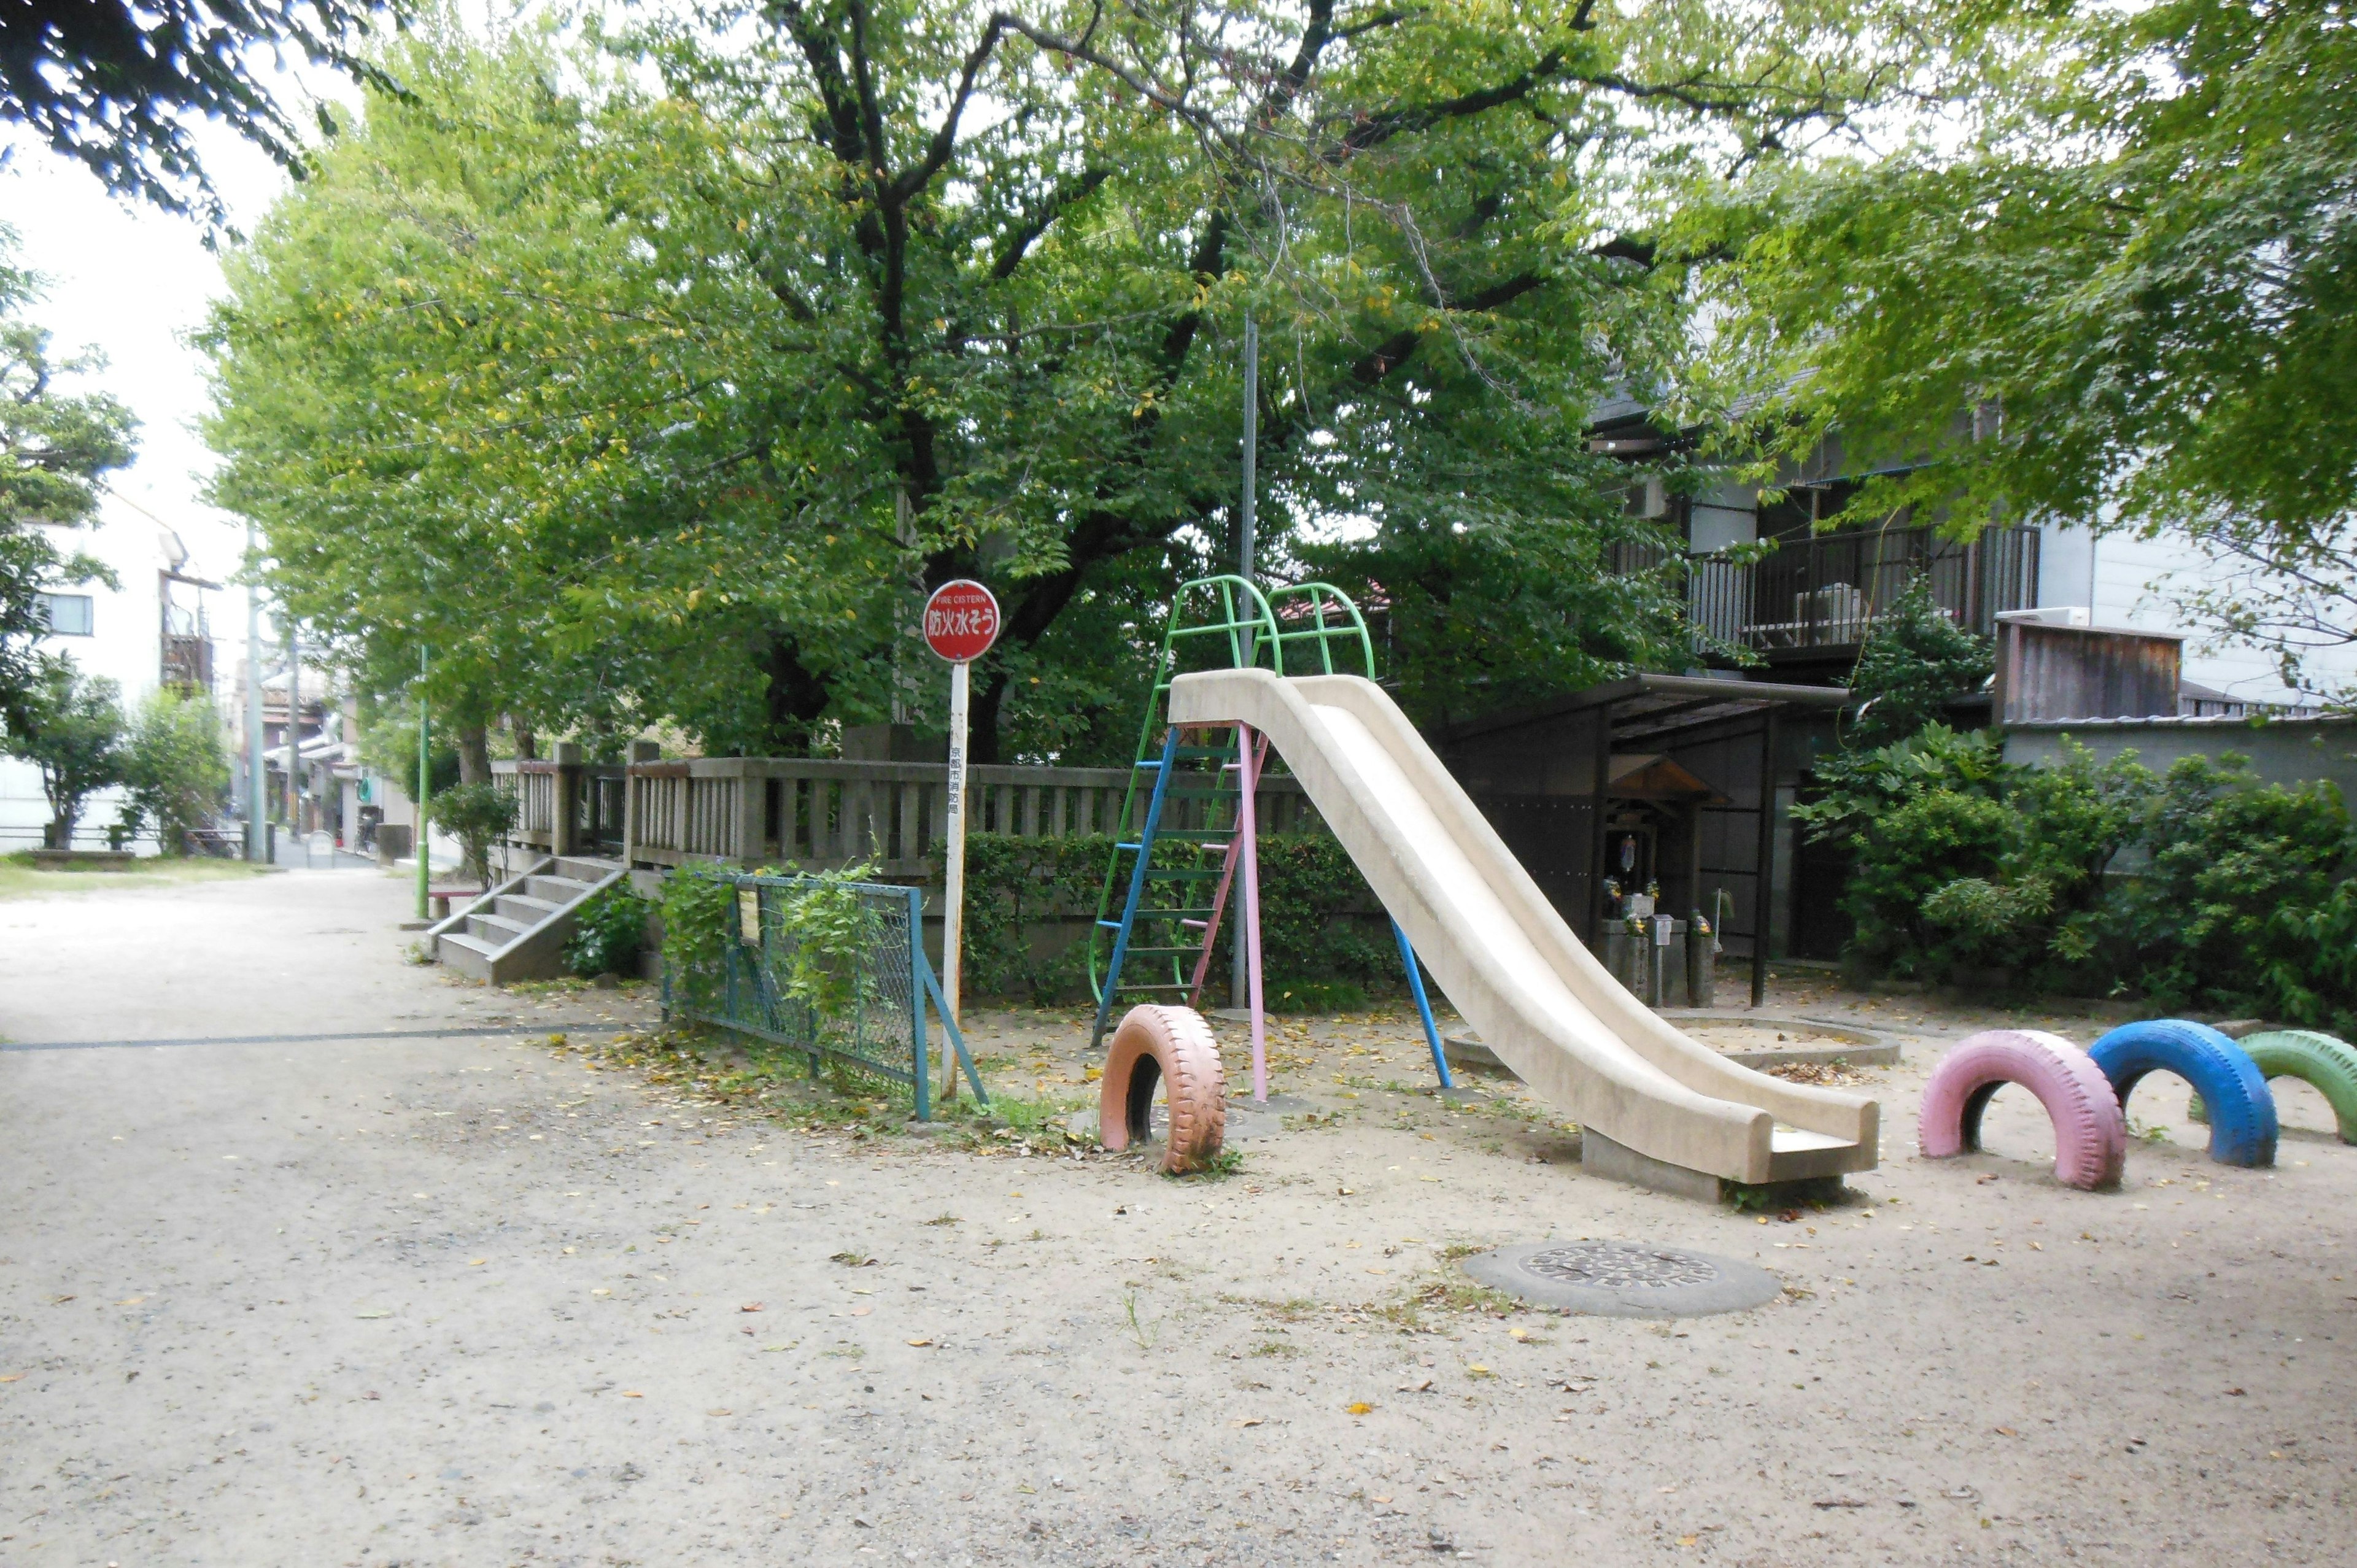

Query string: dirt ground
4 871 2352 1566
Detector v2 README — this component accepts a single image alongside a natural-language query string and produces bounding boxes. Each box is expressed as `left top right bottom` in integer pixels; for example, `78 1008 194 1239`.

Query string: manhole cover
1519 1242 1722 1291
1461 1242 1781 1319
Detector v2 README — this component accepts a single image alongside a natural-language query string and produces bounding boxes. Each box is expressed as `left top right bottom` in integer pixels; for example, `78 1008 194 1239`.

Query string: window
38 593 94 636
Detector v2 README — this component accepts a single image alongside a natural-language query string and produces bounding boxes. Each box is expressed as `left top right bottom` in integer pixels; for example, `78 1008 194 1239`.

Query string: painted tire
2191 1030 2357 1145
2089 1019 2277 1167
1098 1004 1227 1174
1918 1029 2126 1191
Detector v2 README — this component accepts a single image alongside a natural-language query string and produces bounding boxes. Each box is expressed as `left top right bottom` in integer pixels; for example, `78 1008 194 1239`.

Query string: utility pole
285 619 301 840
1231 315 1259 1011
416 646 431 921
244 522 266 863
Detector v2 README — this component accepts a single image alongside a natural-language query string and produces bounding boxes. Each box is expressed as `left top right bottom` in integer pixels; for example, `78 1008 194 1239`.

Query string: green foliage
117 687 230 854
950 830 1393 1005
2112 754 2353 1017
1694 0 2357 695
659 861 886 1036
767 865 888 1024
1843 576 1994 750
2 658 125 846
201 7 1918 759
1805 730 2357 1021
658 864 741 1011
357 704 461 800
565 882 651 978
1797 727 2148 985
1 228 133 736
428 780 517 884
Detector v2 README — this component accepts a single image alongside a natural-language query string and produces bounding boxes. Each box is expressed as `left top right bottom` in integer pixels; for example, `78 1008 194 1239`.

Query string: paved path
4 872 2353 1566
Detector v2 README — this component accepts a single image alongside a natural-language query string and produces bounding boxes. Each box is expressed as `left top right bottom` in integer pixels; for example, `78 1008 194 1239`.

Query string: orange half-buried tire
1099 1005 1227 1174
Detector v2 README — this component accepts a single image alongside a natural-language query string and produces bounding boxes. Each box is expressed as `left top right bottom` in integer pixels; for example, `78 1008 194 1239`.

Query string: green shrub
947 830 1395 1004
117 687 229 854
565 882 650 977
658 863 741 1011
1843 575 1994 749
2114 754 2352 1017
430 781 517 883
1805 730 2357 1015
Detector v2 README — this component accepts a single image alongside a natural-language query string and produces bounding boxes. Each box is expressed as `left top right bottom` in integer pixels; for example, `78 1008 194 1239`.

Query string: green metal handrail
1264 581 1377 679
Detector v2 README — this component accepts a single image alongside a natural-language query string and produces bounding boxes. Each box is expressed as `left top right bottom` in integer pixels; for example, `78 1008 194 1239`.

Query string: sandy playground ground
2 869 2351 1565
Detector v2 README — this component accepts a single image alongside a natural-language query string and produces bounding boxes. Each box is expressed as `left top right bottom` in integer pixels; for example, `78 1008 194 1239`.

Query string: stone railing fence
615 752 1323 878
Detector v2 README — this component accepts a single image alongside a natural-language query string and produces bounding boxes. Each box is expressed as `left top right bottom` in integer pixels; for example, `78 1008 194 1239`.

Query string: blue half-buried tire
2089 1019 2277 1168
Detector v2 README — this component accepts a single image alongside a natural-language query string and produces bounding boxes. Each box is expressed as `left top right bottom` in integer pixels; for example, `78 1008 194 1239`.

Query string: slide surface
1169 669 1878 1184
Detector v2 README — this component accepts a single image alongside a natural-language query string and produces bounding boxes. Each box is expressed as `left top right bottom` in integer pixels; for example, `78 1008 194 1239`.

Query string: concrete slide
1168 668 1878 1191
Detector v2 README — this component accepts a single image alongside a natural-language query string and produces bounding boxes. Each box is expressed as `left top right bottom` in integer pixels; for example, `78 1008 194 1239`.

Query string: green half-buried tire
2191 1030 2357 1145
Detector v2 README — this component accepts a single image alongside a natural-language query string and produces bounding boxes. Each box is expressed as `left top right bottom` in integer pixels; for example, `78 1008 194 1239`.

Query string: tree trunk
456 724 492 784
513 720 538 762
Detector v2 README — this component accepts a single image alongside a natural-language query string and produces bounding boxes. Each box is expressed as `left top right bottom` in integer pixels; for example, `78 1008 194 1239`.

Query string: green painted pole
416 645 430 921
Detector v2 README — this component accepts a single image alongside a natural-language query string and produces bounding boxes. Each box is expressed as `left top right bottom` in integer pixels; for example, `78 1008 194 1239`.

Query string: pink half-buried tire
1918 1029 2127 1191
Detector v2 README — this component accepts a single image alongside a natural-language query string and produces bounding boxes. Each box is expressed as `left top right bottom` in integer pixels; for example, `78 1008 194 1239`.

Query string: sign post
923 579 1000 1092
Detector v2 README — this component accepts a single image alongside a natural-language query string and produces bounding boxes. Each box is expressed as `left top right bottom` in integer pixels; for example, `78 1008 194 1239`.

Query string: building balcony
1620 522 2042 659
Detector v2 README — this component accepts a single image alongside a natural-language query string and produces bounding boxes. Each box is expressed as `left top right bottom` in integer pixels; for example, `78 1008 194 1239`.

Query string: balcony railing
1619 523 2041 654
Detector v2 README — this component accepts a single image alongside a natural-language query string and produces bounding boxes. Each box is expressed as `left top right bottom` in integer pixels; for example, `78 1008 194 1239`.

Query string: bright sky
1 105 312 589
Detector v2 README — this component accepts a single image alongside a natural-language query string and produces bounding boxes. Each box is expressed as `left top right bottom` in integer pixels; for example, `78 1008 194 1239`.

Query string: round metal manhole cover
1519 1242 1722 1291
1461 1241 1781 1319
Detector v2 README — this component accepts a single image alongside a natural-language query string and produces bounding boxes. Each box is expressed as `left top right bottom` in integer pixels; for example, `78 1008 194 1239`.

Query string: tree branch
991 166 1112 279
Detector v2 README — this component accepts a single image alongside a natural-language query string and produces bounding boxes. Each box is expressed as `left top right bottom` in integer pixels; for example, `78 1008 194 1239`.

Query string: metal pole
1231 315 1258 1011
416 645 431 921
1751 707 1779 1009
285 619 300 844
244 523 265 863
1239 315 1258 579
943 656 970 1041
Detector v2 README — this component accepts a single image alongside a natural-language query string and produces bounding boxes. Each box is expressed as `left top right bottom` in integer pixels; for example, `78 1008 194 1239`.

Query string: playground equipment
1097 1004 1229 1173
2188 1029 2357 1145
1086 577 1454 1100
1153 663 1878 1190
2088 1019 2277 1167
1918 1030 2127 1191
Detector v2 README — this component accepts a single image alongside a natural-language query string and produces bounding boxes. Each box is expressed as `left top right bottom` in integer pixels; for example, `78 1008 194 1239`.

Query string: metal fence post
908 886 931 1122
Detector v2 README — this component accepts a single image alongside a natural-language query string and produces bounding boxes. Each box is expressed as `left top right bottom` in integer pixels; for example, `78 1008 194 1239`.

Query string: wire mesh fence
660 870 981 1119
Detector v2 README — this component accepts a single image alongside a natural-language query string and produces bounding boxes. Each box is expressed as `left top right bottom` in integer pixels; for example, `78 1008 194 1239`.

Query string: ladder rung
1096 919 1124 929
1145 868 1223 881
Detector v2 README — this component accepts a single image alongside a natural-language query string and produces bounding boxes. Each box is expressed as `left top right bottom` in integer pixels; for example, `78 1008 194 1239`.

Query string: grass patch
0 854 275 900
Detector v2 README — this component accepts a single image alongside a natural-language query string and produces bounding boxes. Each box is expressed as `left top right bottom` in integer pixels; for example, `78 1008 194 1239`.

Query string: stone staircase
430 855 630 984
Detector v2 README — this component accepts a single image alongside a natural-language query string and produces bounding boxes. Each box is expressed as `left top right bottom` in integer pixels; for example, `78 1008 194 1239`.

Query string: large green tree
2 226 137 738
1690 0 2357 693
206 2 1917 757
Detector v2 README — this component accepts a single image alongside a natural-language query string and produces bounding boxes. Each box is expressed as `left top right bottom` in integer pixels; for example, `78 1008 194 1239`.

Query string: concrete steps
429 855 629 984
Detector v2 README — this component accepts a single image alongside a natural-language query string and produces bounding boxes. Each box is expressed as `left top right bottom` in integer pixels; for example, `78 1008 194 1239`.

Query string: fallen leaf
356 1309 392 1319
117 1296 144 1306
592 1288 612 1297
1509 1327 1530 1341
1016 1483 1035 1494
0 1373 23 1383
1679 1537 1699 1547
47 1295 74 1305
468 1259 487 1267
907 1337 934 1348
622 1390 643 1398
1813 1498 1868 1509
2226 1388 2245 1396
1995 1426 2019 1437
1372 1493 1393 1504
1396 1378 1434 1393
1468 1364 1492 1375
362 1391 381 1400
706 1407 733 1416
1345 1401 1374 1415
1231 1417 1263 1429
740 1302 765 1313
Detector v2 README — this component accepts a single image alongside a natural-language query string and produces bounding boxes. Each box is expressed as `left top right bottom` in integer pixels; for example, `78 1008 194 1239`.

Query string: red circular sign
923 579 1000 662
